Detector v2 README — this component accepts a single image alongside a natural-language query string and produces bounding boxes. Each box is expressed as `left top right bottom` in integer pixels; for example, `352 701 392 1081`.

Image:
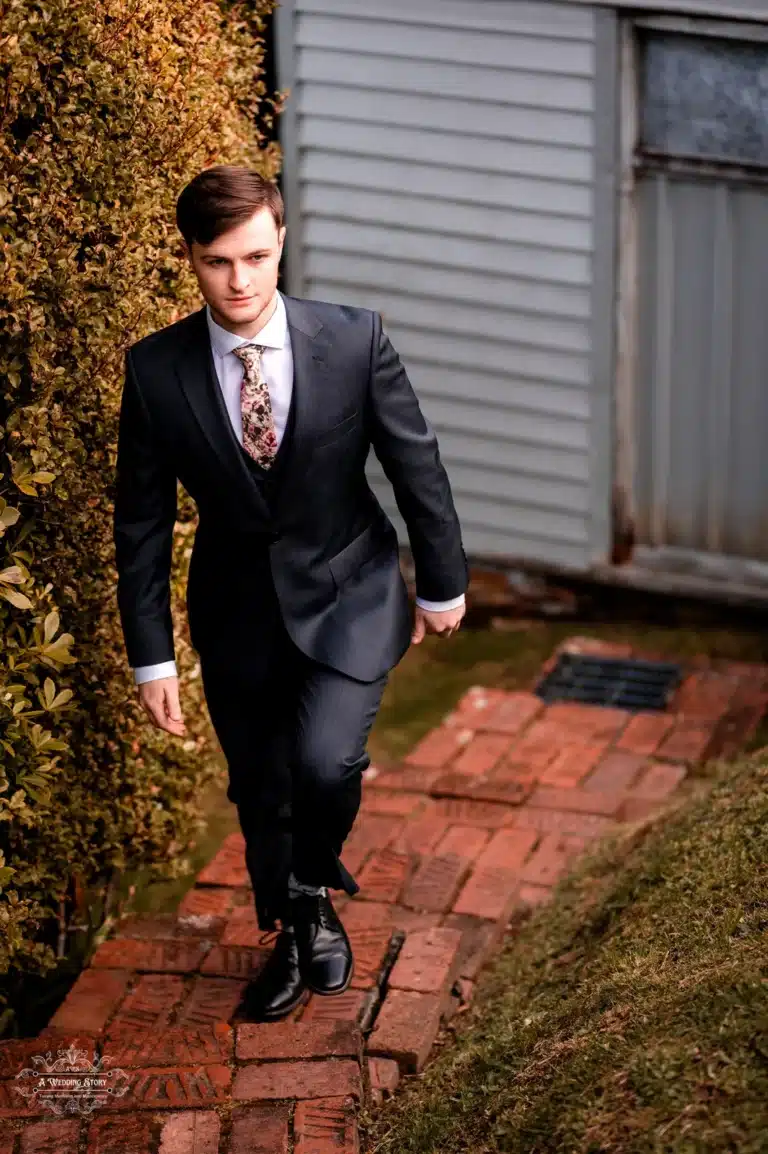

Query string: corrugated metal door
276 0 608 570
631 25 768 586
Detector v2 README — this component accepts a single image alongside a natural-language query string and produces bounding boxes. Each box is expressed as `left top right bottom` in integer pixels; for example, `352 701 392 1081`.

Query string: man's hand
411 603 465 645
137 675 187 736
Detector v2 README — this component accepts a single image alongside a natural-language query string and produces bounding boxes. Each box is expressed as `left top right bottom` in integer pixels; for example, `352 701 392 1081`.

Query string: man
113 165 467 1022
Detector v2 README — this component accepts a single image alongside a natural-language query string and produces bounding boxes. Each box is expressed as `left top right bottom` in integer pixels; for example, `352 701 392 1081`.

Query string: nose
229 263 250 292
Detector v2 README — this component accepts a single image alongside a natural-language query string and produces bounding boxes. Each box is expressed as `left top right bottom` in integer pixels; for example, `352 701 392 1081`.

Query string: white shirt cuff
133 660 178 685
415 593 466 613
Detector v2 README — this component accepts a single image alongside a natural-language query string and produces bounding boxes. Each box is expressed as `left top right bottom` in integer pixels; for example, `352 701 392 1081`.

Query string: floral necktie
232 342 278 468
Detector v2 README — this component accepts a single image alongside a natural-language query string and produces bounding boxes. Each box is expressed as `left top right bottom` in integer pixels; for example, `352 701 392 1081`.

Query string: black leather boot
290 891 354 995
237 925 307 1021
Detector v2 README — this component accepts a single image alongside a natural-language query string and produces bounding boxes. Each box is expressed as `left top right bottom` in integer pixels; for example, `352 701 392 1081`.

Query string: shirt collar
206 291 287 358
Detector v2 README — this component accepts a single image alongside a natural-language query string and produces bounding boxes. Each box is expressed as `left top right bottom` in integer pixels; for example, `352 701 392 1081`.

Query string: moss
362 751 768 1153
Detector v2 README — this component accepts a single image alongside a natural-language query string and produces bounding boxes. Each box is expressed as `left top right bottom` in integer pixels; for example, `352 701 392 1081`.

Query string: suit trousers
196 554 388 930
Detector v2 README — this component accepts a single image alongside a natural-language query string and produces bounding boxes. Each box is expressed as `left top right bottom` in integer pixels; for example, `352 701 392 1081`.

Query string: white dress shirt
133 292 465 684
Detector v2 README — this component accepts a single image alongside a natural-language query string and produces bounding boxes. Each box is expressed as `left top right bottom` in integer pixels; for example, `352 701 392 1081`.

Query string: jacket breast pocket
313 410 358 449
327 521 393 590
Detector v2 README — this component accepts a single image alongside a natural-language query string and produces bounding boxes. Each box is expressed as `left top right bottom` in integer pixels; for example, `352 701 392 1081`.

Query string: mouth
227 297 255 306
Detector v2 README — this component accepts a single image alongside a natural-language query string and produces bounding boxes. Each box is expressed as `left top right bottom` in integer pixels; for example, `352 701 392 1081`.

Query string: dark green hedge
0 0 280 1035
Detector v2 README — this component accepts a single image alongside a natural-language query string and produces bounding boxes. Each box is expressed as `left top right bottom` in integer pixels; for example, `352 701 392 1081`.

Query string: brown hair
176 165 284 248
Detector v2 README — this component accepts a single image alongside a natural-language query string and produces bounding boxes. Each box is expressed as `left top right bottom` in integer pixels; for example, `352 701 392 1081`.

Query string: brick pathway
2 636 767 1152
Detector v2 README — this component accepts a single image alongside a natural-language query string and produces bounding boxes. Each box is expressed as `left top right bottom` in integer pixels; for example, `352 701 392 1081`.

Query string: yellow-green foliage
0 0 280 1034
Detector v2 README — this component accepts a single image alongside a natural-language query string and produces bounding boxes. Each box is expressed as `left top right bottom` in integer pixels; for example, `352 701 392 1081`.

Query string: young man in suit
113 165 467 1022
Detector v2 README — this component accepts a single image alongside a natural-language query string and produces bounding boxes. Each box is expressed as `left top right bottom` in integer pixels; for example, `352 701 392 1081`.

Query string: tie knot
232 342 265 370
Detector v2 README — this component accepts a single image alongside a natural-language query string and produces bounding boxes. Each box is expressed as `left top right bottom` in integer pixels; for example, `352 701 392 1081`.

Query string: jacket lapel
174 305 272 522
273 295 332 522
173 296 331 527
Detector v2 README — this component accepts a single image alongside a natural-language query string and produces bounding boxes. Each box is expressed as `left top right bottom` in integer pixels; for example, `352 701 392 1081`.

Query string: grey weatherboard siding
276 0 607 570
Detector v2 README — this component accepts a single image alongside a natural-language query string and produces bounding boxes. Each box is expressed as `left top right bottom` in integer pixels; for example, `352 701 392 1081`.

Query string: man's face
185 206 286 332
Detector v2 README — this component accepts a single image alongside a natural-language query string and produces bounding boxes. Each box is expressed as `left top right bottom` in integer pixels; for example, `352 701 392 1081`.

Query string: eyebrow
203 250 270 261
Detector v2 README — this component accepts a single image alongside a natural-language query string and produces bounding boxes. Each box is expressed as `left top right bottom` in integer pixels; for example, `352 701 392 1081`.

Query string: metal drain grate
535 653 682 711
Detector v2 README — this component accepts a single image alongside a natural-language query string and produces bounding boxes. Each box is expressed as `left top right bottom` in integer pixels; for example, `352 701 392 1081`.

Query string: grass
361 749 768 1153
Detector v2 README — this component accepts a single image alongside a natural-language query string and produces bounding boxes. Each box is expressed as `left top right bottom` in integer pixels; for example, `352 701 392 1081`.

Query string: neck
208 290 279 338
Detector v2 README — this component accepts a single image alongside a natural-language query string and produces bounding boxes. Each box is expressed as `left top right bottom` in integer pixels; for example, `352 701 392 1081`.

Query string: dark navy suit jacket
113 295 468 683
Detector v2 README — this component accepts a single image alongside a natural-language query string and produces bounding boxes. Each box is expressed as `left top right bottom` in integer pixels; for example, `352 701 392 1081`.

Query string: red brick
673 671 738 720
404 726 473 769
620 797 665 823
452 733 515 776
294 1096 359 1154
157 1111 221 1154
487 758 540 787
196 832 248 887
400 854 467 913
429 774 530 809
46 968 132 1034
657 720 715 764
199 943 270 979
229 1105 290 1154
519 833 587 887
429 772 479 800
0 1036 96 1079
85 1113 158 1154
527 785 625 817
615 712 675 756
389 907 443 934
444 687 509 726
713 691 768 758
90 938 208 973
544 702 629 740
232 1058 361 1102
115 912 223 940
340 900 393 931
236 1020 361 1062
582 751 648 792
539 741 609 787
220 903 275 949
343 814 405 857
105 1022 233 1066
463 779 533 808
355 849 412 903
432 825 491 861
174 977 246 1028
431 798 514 828
18 1119 80 1152
388 812 450 856
104 974 185 1035
104 1065 231 1111
503 720 566 774
452 827 538 920
509 807 617 840
367 989 442 1073
347 927 395 990
442 913 504 981
359 790 424 818
631 761 687 799
559 637 633 659
516 883 554 909
477 692 543 735
177 886 237 919
367 766 443 793
368 1056 400 1095
340 844 370 876
387 928 462 998
300 989 371 1026
0 1130 13 1154
476 826 540 870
